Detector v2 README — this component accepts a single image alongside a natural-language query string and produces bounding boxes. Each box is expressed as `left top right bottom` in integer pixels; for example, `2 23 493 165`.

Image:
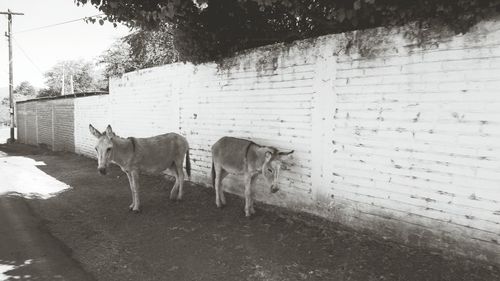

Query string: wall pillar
311 39 337 205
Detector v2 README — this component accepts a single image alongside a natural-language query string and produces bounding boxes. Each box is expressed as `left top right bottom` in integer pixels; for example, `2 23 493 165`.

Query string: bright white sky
0 0 130 89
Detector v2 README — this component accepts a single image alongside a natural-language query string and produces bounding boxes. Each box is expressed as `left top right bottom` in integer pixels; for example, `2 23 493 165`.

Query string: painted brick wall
320 22 500 261
74 65 182 158
178 44 318 208
107 64 181 138
74 94 110 158
19 19 500 264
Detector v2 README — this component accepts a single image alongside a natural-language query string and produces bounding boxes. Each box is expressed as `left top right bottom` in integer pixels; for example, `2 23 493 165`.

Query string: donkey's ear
265 151 273 162
89 124 102 138
105 125 115 138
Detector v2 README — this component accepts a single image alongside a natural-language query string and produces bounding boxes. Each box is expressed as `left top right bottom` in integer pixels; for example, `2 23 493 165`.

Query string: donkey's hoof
132 209 141 214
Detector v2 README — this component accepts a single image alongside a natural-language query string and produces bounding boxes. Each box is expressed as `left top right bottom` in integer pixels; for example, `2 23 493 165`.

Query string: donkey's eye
267 168 273 173
106 148 112 152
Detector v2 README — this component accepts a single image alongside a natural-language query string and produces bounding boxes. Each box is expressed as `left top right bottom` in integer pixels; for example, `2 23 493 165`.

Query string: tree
14 81 36 98
76 0 500 63
125 24 178 70
0 81 37 125
39 59 105 97
99 25 178 77
37 88 59 98
99 40 136 78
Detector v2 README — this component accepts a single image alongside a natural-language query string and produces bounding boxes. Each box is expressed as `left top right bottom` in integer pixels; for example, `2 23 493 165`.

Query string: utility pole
1 9 24 143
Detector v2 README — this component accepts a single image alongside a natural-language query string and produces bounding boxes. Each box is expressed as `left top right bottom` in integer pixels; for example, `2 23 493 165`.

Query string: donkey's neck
247 145 273 172
110 137 134 168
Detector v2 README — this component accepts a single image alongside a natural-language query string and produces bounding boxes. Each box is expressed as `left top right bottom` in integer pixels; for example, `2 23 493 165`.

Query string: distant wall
17 98 75 151
17 20 500 264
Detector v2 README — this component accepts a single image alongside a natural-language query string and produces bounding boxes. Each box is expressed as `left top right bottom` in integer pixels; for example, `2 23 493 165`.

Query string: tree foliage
14 81 37 98
0 81 37 106
99 40 135 78
77 0 500 62
38 60 105 97
0 81 37 125
99 25 178 77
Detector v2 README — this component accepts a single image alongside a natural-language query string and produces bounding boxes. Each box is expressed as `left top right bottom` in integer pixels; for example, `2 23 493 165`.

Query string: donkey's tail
185 147 191 179
211 161 216 188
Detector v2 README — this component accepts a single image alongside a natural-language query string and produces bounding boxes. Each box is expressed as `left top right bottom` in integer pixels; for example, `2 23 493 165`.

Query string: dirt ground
0 143 499 281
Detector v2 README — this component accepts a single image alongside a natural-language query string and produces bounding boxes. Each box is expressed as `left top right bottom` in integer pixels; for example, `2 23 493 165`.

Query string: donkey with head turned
211 136 293 217
89 124 191 213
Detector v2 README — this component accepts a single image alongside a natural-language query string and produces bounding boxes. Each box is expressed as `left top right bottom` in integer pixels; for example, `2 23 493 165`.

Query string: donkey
211 136 293 217
89 124 191 213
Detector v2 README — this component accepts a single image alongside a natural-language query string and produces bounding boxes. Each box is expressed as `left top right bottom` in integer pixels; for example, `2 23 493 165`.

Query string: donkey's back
211 136 253 174
131 133 189 175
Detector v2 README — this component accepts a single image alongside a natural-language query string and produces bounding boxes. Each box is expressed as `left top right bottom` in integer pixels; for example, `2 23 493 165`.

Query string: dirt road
0 143 499 281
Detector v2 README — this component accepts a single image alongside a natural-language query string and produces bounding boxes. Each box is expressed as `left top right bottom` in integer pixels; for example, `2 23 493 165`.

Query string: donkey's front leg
244 174 253 217
126 172 136 211
130 170 141 213
248 175 257 215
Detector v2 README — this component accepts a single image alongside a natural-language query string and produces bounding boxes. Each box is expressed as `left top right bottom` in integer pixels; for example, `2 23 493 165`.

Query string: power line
15 14 104 34
12 37 44 74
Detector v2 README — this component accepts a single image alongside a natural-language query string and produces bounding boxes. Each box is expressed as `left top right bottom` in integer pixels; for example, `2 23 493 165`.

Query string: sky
0 0 130 92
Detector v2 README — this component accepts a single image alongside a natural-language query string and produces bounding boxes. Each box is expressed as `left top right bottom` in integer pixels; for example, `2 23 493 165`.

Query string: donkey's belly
133 154 172 175
223 166 246 176
138 162 171 175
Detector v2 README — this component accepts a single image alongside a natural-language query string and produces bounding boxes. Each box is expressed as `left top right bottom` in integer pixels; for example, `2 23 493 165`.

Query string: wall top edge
16 91 109 105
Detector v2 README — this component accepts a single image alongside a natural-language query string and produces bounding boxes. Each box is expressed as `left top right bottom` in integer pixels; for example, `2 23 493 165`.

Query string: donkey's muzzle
270 185 279 193
98 167 107 175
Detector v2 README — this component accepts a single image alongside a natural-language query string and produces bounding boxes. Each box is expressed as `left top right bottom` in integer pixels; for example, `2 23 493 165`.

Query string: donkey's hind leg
214 167 228 208
175 160 185 201
218 169 228 206
168 176 179 201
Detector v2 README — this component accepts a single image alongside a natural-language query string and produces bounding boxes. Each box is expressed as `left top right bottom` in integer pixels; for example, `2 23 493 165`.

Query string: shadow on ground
0 143 499 281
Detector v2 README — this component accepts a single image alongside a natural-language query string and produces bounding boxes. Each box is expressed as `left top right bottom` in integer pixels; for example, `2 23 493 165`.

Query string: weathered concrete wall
16 99 75 151
18 19 500 264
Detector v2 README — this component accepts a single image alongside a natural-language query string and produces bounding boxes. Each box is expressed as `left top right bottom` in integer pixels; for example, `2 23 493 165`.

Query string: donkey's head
261 148 294 193
89 124 116 175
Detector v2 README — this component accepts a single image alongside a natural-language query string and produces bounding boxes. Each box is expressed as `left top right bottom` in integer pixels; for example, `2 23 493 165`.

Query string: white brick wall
74 94 110 158
326 21 500 262
107 64 183 137
69 20 500 263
